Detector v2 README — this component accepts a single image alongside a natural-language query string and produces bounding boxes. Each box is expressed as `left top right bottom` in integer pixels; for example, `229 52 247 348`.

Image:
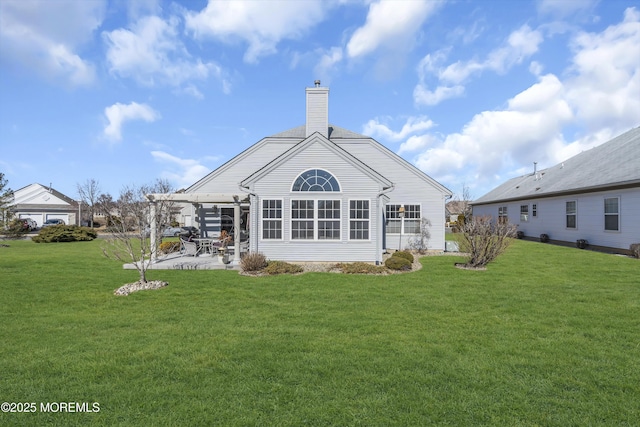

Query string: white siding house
472 127 640 254
11 183 78 227
180 82 452 264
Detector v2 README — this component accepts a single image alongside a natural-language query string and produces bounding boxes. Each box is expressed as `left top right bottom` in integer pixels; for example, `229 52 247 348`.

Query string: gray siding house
180 82 452 264
472 126 640 253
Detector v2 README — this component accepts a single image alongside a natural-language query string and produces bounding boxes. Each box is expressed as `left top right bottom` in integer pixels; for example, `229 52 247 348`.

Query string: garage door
20 214 44 228
46 214 69 224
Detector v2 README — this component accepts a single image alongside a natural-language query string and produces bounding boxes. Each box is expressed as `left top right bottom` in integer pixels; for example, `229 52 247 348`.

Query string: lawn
0 238 638 426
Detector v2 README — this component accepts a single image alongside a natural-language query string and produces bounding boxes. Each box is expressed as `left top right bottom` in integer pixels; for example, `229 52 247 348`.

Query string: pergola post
149 201 157 262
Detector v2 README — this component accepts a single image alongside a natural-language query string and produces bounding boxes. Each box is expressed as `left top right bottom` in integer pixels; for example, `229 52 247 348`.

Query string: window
291 199 340 240
350 200 369 240
262 199 282 239
532 204 537 217
520 205 529 222
291 200 314 239
292 169 340 192
604 197 619 231
317 200 341 240
498 206 508 223
385 204 421 234
566 201 577 229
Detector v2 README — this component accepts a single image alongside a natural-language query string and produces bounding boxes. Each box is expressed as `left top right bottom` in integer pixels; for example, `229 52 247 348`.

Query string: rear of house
472 127 640 253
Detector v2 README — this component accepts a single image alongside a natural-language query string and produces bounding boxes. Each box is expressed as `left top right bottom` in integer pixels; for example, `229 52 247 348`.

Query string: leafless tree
95 193 117 227
459 215 517 268
0 172 14 228
77 179 100 227
408 218 432 254
101 179 175 284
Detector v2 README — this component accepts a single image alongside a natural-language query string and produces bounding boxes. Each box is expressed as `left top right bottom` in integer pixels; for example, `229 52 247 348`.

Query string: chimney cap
314 80 321 87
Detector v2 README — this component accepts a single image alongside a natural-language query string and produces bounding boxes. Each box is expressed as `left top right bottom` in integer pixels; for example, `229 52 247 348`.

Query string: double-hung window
520 205 529 222
604 197 619 231
291 200 315 239
385 204 421 234
262 199 282 239
349 200 369 240
317 200 341 239
566 201 577 229
498 206 508 223
532 204 537 218
291 200 340 240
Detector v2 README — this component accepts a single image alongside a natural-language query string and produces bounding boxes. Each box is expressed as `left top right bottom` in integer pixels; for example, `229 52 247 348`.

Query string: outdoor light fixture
398 206 405 250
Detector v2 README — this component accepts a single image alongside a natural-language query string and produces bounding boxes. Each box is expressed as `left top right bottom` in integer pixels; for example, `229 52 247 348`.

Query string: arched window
292 169 340 192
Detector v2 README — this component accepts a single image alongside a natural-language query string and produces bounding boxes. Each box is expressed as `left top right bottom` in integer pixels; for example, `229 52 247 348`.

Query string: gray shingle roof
269 124 369 139
473 126 640 204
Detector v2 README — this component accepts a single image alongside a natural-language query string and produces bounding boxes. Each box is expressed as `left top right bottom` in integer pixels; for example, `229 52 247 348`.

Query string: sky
1 0 639 203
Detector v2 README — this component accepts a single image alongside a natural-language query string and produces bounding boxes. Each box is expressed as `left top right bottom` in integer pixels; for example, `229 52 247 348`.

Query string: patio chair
180 238 199 257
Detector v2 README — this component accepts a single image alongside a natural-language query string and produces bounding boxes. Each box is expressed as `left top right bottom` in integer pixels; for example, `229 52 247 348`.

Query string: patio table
193 238 216 255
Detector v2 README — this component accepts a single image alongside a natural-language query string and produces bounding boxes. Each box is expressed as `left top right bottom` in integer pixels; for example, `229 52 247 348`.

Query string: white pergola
146 193 245 263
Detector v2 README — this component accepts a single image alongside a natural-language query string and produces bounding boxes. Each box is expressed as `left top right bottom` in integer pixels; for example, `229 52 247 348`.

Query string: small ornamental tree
408 218 431 253
101 180 174 284
459 215 517 268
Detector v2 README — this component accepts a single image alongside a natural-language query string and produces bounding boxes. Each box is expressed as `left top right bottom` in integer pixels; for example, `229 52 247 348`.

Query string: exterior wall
472 187 640 251
249 140 383 262
340 141 450 251
12 184 78 227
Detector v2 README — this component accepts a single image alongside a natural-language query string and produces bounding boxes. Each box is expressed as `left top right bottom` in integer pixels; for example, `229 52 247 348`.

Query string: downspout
238 184 258 254
376 184 395 265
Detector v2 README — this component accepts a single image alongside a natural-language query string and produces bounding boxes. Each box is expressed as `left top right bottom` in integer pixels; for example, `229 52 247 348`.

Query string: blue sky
1 0 639 202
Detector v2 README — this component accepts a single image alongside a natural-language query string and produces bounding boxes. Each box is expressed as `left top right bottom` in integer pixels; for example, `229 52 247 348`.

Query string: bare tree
0 172 14 228
408 218 432 254
95 193 117 227
77 179 100 227
101 180 175 284
459 215 517 268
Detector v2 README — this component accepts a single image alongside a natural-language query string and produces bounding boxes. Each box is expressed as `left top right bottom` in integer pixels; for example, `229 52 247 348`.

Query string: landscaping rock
114 280 168 296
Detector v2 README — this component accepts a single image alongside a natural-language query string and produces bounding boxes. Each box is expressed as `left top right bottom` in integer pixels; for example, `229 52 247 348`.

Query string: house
471 126 640 254
160 82 451 264
11 183 79 227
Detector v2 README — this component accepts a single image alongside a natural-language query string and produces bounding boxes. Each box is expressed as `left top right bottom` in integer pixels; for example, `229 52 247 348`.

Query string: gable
13 184 74 207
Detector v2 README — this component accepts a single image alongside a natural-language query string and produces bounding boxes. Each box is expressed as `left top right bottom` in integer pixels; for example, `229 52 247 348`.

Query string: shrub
3 219 29 239
159 241 180 254
264 261 303 275
385 256 412 271
392 250 414 263
459 216 517 268
336 262 386 274
630 243 640 259
241 252 268 272
32 225 97 243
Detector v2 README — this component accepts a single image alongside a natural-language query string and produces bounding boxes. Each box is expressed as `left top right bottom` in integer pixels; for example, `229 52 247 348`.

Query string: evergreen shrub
385 256 412 271
32 225 97 243
392 250 414 263
264 261 303 275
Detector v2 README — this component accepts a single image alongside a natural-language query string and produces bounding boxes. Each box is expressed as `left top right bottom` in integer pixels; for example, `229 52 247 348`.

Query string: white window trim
520 204 529 222
566 200 577 230
532 203 537 218
290 198 342 241
260 198 284 241
604 196 621 233
386 203 422 235
348 199 371 241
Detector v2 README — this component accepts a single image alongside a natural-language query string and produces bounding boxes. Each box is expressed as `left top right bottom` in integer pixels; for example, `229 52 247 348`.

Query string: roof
13 183 77 207
270 124 369 139
473 126 640 205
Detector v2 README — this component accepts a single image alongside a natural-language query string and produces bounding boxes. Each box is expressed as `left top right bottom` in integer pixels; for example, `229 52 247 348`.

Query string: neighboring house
12 183 79 227
174 82 452 264
471 126 640 253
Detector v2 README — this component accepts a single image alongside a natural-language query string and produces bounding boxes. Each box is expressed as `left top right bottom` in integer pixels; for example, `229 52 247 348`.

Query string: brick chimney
305 80 329 138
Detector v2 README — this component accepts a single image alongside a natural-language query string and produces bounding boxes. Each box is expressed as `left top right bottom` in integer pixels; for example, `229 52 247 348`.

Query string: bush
385 256 412 271
459 216 517 268
159 241 180 254
241 252 268 272
32 225 97 243
630 243 640 259
392 250 414 263
264 261 303 275
3 219 29 239
335 262 387 274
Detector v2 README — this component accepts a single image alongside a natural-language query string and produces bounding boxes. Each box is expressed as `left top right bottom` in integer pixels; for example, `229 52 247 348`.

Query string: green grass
0 238 638 426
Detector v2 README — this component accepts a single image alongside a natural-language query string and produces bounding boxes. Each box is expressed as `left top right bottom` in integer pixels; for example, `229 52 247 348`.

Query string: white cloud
151 151 214 189
346 0 442 59
414 25 544 106
0 0 104 86
104 15 227 93
363 116 435 142
104 102 161 142
537 0 597 18
184 0 327 63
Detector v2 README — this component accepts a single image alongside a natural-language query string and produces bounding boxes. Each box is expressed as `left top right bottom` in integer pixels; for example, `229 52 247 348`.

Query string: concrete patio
123 250 240 271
